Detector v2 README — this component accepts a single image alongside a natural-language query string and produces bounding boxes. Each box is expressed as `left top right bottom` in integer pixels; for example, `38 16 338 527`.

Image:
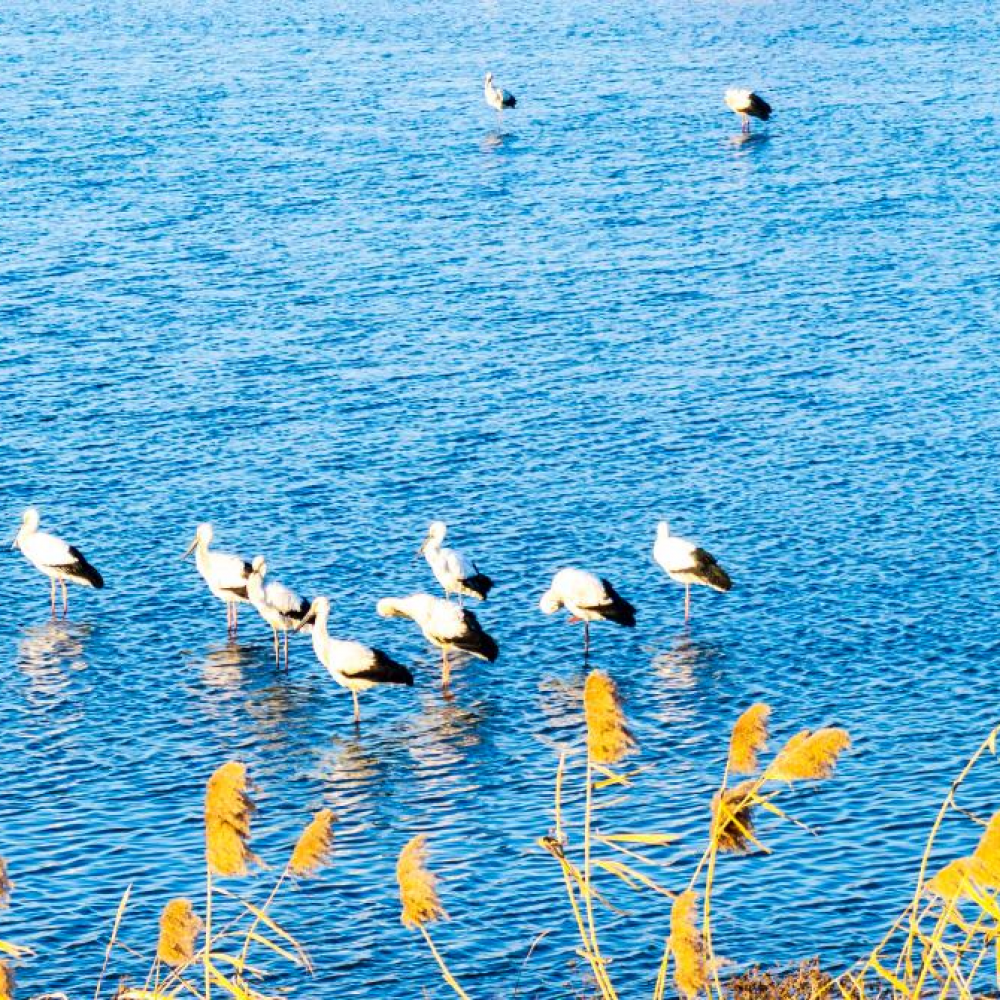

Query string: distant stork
301 596 414 725
724 89 772 132
377 593 498 687
419 521 493 604
247 556 311 669
12 508 104 615
539 568 636 658
653 521 732 622
183 523 252 637
484 71 516 120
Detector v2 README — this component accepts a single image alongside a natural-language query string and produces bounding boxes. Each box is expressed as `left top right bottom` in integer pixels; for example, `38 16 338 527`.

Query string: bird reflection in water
482 129 514 152
197 640 257 690
650 631 725 689
18 619 92 697
406 692 484 771
727 130 769 150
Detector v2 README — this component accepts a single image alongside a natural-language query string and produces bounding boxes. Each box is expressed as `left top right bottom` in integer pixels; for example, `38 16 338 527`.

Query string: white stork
300 596 414 725
539 567 636 658
183 523 252 637
12 507 104 615
724 89 772 132
247 556 311 669
484 71 516 121
377 592 498 687
418 521 493 604
653 521 732 622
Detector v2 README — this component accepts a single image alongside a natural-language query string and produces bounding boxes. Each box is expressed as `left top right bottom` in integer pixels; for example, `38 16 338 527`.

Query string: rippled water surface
2 0 1000 995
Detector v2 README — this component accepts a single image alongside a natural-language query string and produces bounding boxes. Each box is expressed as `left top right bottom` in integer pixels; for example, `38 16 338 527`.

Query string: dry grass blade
972 811 1000 886
765 728 851 782
205 762 256 877
584 671 634 766
728 703 771 776
397 835 446 928
669 890 707 999
290 809 336 876
711 781 759 854
157 898 203 967
0 961 13 1000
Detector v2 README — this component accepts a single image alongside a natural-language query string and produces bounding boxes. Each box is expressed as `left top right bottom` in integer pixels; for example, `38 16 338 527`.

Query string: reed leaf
728 703 771 775
972 811 1000 886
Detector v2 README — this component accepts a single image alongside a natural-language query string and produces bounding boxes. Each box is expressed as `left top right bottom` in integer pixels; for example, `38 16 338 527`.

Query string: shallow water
2 0 1000 995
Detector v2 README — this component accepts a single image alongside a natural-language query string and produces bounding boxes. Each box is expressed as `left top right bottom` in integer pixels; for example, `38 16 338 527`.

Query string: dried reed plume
765 728 850 782
971 810 1000 886
0 857 10 909
669 890 707 999
290 809 336 876
926 858 984 901
584 670 634 765
397 835 446 928
712 781 758 854
728 703 771 775
156 898 203 966
0 962 12 1000
204 761 256 876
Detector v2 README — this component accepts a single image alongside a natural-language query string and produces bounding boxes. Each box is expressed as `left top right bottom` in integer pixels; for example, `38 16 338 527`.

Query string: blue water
2 0 1000 995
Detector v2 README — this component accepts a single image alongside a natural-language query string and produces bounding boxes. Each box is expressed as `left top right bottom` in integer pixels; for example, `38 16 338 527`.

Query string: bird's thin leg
273 627 279 667
61 579 68 617
684 584 691 623
283 630 290 671
441 646 451 688
50 578 56 617
584 622 590 661
226 602 232 634
352 691 360 726
233 603 239 637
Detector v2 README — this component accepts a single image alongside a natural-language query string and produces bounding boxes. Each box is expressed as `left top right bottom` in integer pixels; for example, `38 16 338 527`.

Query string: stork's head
485 71 493 85
183 522 214 558
418 520 447 555
13 507 40 549
301 595 330 627
656 521 671 540
539 587 563 615
250 555 267 577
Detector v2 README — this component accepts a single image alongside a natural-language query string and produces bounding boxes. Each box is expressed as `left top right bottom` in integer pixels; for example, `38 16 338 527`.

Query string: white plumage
419 521 494 603
653 521 732 622
12 507 104 615
484 71 517 116
302 596 414 724
377 592 498 687
539 567 636 657
183 523 252 636
247 555 311 668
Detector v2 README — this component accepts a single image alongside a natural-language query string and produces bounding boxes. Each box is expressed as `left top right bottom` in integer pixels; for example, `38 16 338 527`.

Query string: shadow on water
482 129 517 152
17 619 93 699
726 130 770 151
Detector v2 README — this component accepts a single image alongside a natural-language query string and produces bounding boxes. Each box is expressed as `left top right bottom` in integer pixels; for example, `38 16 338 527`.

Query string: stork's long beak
416 534 430 557
10 534 19 550
182 537 198 560
299 603 317 627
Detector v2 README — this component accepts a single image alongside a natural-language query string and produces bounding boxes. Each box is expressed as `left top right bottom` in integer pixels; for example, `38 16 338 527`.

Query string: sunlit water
2 0 1000 995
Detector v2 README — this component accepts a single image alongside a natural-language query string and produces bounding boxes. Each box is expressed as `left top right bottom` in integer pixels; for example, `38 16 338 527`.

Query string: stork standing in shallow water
484 71 516 122
724 88 772 132
12 508 104 616
377 593 498 687
247 556 311 669
539 568 636 659
183 523 252 637
653 521 732 622
301 596 414 725
418 521 493 605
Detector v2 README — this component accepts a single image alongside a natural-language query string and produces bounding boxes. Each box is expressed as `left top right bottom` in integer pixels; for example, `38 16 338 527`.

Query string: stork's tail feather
504 94 516 109
748 94 772 120
600 580 637 627
454 613 500 662
463 573 494 601
692 549 733 592
66 547 104 589
369 650 415 686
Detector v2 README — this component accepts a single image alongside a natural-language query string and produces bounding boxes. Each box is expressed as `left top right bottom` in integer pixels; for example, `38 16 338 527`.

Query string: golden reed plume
397 835 446 928
712 781 757 854
0 857 11 909
669 890 707 999
584 670 634 765
927 858 982 900
728 703 771 775
766 728 851 782
290 809 336 876
156 898 203 967
0 962 12 1000
204 761 256 876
